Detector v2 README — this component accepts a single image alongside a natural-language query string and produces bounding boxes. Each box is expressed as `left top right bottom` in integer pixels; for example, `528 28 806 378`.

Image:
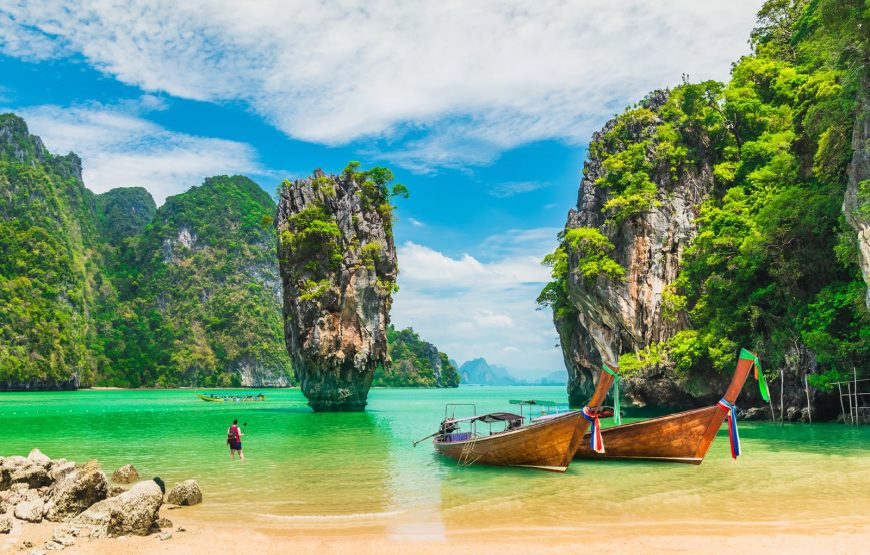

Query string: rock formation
1 113 293 389
111 464 139 484
72 479 163 537
844 75 870 310
554 91 714 406
166 480 202 506
277 167 398 411
44 460 108 522
1 451 200 549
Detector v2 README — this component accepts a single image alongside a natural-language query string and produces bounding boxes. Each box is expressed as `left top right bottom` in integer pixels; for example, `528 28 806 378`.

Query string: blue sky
0 0 761 378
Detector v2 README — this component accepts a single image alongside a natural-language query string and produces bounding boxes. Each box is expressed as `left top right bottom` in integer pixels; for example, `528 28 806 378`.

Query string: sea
4 386 869 539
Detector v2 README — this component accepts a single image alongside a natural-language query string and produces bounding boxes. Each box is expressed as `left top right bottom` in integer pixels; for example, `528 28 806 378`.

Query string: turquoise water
3 387 869 535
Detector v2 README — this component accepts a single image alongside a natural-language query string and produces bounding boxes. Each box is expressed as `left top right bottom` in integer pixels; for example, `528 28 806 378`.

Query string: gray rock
50 525 78 548
111 465 139 485
47 460 76 483
166 480 202 506
14 498 44 522
44 460 108 522
739 406 770 421
107 485 127 497
156 531 172 541
277 168 398 411
70 479 163 537
3 457 51 489
843 75 870 309
157 517 173 529
0 514 13 533
27 449 51 467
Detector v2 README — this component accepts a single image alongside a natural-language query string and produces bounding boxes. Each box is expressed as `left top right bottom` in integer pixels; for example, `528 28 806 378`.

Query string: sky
0 0 763 379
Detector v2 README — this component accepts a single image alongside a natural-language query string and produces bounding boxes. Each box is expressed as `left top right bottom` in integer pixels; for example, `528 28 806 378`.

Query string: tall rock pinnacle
276 164 400 411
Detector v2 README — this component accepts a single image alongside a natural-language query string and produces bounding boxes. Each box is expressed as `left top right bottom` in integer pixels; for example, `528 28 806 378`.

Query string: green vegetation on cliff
374 325 460 387
545 0 869 389
101 176 292 387
0 114 104 388
0 115 293 389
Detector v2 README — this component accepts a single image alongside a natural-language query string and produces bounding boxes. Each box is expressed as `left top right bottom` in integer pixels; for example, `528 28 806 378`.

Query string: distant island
457 358 566 386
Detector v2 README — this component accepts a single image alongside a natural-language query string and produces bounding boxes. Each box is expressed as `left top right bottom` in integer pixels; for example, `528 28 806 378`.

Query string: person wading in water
227 419 244 461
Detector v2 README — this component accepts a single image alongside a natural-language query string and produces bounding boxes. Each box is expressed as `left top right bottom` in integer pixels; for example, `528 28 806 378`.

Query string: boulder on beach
44 460 108 522
107 485 127 497
0 514 13 534
166 480 202 506
2 456 51 489
47 460 76 483
27 449 51 467
70 479 163 537
14 499 44 523
111 464 139 484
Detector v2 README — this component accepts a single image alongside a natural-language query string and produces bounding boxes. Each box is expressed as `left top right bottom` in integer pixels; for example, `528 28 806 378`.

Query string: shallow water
3 386 869 537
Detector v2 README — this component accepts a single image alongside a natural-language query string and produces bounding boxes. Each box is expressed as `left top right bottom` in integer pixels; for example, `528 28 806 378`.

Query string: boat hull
574 406 722 464
573 354 756 464
196 393 224 402
434 411 586 472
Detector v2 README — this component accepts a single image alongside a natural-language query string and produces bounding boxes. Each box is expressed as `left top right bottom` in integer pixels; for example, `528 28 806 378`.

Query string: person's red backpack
227 425 240 445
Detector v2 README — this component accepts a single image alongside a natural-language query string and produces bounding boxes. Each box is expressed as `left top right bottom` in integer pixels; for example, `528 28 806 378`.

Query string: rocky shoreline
1 450 201 553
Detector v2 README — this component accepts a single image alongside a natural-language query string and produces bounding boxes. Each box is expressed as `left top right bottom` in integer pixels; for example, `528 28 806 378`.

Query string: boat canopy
509 399 558 406
447 412 523 424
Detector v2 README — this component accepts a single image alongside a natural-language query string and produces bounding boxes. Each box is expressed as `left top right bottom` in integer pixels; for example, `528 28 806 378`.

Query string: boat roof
448 412 524 424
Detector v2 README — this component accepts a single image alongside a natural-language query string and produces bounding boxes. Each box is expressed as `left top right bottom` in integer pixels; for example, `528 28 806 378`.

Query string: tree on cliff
540 0 869 414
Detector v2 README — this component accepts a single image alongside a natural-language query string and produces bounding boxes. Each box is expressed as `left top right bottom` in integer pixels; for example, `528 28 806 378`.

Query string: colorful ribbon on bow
581 406 605 453
716 398 740 459
601 363 621 424
739 348 769 402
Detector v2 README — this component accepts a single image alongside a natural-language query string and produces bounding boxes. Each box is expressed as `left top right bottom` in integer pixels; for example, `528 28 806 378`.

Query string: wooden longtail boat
428 363 616 472
574 350 761 464
196 393 266 402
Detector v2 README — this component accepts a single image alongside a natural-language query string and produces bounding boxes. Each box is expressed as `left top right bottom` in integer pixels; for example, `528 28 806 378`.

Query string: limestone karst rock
553 91 714 407
277 166 398 411
843 75 870 310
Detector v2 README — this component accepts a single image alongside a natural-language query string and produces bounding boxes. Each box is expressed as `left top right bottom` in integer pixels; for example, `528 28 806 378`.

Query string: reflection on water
3 386 869 536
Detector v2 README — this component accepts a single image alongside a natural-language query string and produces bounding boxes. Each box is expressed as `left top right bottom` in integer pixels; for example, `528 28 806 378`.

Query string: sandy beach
5 509 869 555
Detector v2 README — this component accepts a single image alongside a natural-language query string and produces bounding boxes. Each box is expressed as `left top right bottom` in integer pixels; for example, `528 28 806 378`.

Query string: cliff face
843 75 870 310
556 92 715 406
277 168 398 410
116 175 292 388
0 112 293 389
0 114 104 390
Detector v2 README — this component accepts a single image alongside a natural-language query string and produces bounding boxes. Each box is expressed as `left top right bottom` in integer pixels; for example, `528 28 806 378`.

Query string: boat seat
445 432 471 442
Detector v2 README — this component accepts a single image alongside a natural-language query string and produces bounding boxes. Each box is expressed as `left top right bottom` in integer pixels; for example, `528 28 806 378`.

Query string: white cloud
391 228 565 378
1 0 763 170
406 217 425 228
489 181 548 198
16 100 274 204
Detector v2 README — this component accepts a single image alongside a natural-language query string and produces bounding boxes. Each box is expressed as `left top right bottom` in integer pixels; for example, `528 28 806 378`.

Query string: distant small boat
574 349 765 464
196 393 266 403
420 363 617 472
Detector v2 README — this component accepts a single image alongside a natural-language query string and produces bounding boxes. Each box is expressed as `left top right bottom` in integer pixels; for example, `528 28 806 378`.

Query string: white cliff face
557 91 714 406
843 77 870 310
277 169 398 411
